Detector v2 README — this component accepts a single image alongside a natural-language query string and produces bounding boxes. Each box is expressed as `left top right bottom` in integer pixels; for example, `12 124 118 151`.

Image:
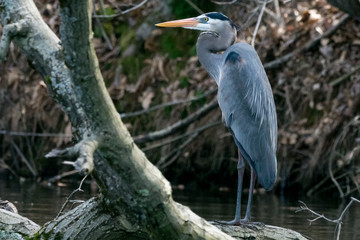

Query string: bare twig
329 135 346 198
10 140 37 177
273 0 281 20
348 171 360 196
251 0 268 47
290 0 298 39
297 198 360 240
184 0 203 14
142 121 222 152
120 89 217 118
98 0 106 12
328 115 359 198
306 167 342 196
24 136 36 176
46 170 79 184
264 8 282 23
0 158 18 178
264 14 350 69
93 0 147 19
297 201 337 224
93 4 113 50
211 0 237 5
242 6 260 30
56 174 89 218
330 63 360 86
0 130 71 138
284 85 294 121
133 97 218 144
157 133 199 169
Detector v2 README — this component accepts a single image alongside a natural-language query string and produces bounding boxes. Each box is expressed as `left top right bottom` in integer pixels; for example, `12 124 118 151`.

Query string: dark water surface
0 181 359 240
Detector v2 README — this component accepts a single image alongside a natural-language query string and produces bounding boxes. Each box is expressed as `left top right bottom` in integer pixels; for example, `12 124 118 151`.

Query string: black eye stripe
204 12 237 29
205 12 229 21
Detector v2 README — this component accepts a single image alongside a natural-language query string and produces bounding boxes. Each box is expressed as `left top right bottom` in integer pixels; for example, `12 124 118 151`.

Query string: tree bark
0 0 306 239
1 203 307 240
0 209 40 237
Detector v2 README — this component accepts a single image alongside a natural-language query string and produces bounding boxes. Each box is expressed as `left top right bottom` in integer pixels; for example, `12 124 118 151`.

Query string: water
175 190 360 240
0 181 359 240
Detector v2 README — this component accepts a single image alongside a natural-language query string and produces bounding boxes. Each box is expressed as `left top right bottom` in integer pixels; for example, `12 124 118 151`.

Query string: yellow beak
155 18 199 28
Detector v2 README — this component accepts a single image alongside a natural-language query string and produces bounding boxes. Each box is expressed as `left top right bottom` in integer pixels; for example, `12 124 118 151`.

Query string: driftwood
0 209 40 238
214 223 307 240
0 204 307 240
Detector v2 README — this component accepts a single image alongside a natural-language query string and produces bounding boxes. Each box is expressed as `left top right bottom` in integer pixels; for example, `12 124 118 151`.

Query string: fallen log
0 201 307 240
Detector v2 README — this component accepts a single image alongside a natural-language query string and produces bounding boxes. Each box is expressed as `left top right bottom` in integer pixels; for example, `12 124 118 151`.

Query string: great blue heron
156 12 277 225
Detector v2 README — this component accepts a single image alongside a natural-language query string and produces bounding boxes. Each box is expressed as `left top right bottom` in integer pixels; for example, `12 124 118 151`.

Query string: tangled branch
328 115 360 198
297 198 360 240
264 14 350 70
55 174 89 218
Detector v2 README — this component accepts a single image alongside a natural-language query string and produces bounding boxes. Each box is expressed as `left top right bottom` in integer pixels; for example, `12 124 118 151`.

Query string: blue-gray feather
217 42 277 190
194 13 277 191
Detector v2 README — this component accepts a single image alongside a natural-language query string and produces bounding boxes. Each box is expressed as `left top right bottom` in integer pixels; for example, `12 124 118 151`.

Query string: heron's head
156 12 238 35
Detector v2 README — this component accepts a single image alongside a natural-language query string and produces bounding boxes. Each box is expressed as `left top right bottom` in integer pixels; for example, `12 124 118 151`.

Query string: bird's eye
204 17 209 22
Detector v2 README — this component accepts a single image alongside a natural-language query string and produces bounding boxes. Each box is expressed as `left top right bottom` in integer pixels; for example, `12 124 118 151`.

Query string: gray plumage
156 11 278 224
196 14 277 190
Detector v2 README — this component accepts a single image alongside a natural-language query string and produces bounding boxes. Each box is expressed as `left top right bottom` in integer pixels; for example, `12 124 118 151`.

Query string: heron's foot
214 219 265 227
215 219 240 225
239 219 265 229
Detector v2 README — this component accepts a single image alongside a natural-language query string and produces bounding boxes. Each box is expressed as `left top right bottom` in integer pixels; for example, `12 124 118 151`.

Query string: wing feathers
217 43 277 190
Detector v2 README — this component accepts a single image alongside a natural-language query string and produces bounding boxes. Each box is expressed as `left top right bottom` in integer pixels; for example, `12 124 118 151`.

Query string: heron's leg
242 167 256 222
217 150 245 225
234 150 245 223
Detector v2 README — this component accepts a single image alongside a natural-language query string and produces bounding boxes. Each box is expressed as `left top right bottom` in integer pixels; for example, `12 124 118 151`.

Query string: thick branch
0 209 40 236
143 121 222 152
0 0 91 135
0 20 29 63
120 89 217 118
46 137 99 174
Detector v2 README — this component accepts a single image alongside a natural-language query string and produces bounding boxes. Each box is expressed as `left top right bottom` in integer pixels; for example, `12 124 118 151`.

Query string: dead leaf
138 87 154 109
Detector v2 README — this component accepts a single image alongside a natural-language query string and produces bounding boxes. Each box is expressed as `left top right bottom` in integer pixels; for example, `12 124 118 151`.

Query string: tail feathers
256 156 277 191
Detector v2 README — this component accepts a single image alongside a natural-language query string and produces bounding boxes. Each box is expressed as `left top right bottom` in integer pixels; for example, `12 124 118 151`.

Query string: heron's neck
196 31 235 85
